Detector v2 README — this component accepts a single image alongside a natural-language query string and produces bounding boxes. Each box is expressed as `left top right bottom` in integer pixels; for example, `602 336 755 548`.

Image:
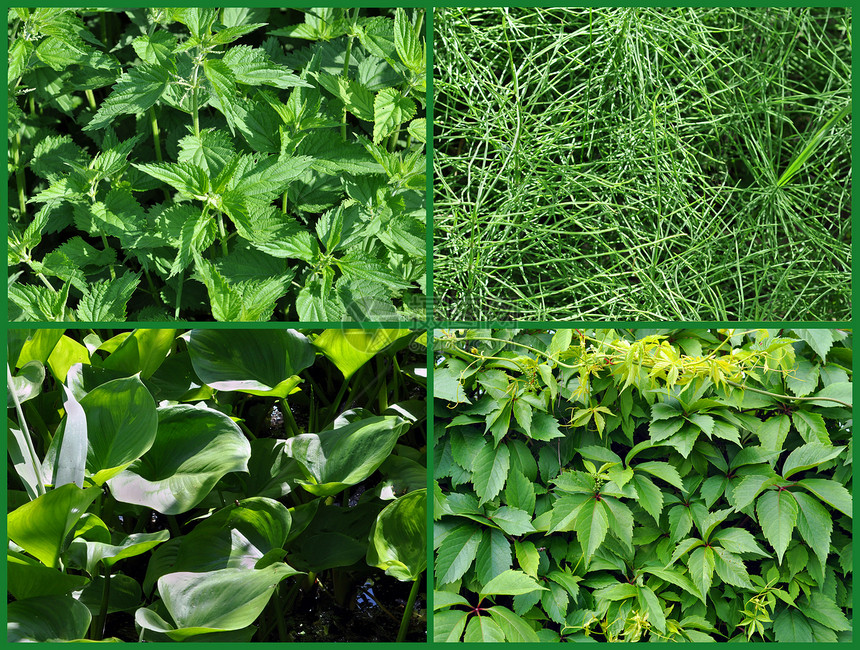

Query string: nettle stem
99 234 117 280
85 88 97 111
216 212 229 256
14 131 26 215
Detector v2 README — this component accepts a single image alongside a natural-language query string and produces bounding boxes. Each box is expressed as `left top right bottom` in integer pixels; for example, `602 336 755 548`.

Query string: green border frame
3 2 856 647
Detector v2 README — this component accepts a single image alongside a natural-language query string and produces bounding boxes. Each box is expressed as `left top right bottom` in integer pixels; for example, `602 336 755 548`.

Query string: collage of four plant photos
6 5 853 644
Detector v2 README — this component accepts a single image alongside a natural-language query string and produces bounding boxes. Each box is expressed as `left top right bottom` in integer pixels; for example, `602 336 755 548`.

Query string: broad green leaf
757 414 790 451
711 546 753 589
668 505 693 544
80 375 158 484
394 8 423 73
575 497 608 565
773 608 814 643
173 497 292 572
7 360 45 407
648 416 684 441
688 413 714 436
785 357 820 397
793 491 832 568
85 64 169 131
472 441 510 505
108 404 251 514
504 468 536 514
756 489 798 562
640 566 703 602
101 329 176 380
602 496 633 550
631 473 663 522
688 546 715 600
185 329 314 396
52 385 86 489
312 329 411 379
479 569 547 598
490 506 535 536
806 382 852 408
488 605 540 642
7 595 92 642
796 478 852 517
792 328 836 362
476 527 513 585
284 415 409 496
435 524 482 585
434 609 469 642
157 564 302 636
373 87 416 143
782 443 845 479
635 460 684 490
7 484 100 568
637 585 666 633
366 489 426 581
547 493 590 533
68 530 170 575
710 527 769 556
463 614 505 642
803 592 850 631
7 552 90 600
222 45 308 89
514 540 540 578
732 474 778 511
792 410 830 445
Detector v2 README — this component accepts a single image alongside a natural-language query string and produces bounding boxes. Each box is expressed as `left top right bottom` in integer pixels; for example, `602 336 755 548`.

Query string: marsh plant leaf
284 414 410 496
185 329 315 396
7 483 100 568
172 497 292 572
312 328 412 379
100 329 176 379
7 360 45 406
108 404 251 514
80 375 158 484
8 595 92 642
366 489 426 581
7 551 90 600
155 564 302 636
67 530 170 575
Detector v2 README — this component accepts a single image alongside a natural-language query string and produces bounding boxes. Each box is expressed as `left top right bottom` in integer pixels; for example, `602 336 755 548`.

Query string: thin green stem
99 235 116 280
396 578 421 642
7 363 46 497
91 565 111 641
14 131 26 215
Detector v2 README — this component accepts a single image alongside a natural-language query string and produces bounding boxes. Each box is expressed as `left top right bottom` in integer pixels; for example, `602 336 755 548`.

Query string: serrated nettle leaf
373 87 417 144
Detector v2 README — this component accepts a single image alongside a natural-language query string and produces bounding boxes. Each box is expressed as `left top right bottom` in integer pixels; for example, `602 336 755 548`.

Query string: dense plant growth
434 328 852 641
8 328 427 641
8 7 426 321
434 7 851 321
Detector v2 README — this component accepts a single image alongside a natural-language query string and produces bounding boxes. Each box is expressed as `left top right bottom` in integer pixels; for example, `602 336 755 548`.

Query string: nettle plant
7 328 427 641
434 328 852 642
8 7 426 321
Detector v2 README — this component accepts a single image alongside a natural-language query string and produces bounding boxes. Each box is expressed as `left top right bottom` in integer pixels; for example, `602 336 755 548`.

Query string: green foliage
8 8 426 321
7 327 426 641
434 7 851 321
434 328 852 642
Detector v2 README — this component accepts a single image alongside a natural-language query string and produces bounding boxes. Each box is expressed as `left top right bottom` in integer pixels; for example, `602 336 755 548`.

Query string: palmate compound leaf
435 524 482 585
84 63 170 131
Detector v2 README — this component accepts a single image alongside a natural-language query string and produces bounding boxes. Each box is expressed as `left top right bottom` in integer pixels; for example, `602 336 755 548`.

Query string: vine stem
396 578 421 642
724 380 850 408
14 131 26 214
